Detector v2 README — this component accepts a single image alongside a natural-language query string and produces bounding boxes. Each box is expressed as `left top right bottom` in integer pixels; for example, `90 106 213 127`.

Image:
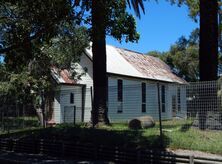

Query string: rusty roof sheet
51 68 76 84
115 47 187 84
53 44 186 84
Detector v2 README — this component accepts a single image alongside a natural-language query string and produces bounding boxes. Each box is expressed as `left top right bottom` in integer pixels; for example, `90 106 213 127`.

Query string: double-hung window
161 85 166 113
177 87 181 112
117 79 123 113
142 83 146 113
70 93 74 104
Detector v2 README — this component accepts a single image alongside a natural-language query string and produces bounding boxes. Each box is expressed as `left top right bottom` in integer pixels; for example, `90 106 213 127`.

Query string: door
172 95 177 117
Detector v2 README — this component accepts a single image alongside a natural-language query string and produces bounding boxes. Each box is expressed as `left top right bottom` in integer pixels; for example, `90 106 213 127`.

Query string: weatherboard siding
180 87 187 118
59 85 82 123
84 88 92 122
108 76 172 122
167 85 187 118
75 54 93 122
77 53 93 87
54 90 61 123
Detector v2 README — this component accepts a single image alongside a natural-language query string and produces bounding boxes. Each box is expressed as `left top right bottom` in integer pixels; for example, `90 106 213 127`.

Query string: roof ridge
113 46 145 55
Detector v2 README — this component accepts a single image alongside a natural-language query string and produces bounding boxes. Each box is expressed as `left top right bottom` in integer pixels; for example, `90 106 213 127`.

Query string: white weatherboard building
51 45 187 124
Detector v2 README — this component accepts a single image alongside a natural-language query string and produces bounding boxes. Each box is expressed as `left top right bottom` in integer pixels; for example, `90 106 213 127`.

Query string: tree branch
0 27 48 54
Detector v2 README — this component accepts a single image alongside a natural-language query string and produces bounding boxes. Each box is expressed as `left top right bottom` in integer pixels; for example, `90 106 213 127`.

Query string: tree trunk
199 0 218 81
91 0 110 126
199 0 218 130
36 107 44 126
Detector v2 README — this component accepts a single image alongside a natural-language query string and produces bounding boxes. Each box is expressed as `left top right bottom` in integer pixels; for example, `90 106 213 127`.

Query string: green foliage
0 1 89 107
76 0 141 43
147 29 199 82
168 0 199 21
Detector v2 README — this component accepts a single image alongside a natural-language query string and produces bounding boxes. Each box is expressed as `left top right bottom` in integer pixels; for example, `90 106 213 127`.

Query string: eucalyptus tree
0 0 89 126
90 0 144 125
170 0 219 81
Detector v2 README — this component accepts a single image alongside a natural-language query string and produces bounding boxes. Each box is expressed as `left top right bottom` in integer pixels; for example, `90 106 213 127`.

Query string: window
177 87 181 112
118 79 123 102
161 85 165 113
70 93 74 104
172 95 176 117
142 82 146 113
117 79 123 113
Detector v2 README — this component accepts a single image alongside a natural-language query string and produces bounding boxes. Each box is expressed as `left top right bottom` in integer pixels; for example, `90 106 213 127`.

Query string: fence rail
0 138 221 164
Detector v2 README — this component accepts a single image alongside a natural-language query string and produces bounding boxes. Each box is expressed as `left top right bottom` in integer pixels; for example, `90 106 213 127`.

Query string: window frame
161 85 166 113
117 79 123 102
141 82 146 113
117 79 123 113
70 93 74 104
177 87 181 112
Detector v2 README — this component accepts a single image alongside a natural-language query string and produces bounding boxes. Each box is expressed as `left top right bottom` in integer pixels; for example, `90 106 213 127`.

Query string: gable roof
51 68 76 84
85 45 186 84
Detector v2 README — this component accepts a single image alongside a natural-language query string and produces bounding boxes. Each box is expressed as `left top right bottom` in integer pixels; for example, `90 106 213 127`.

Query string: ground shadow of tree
0 124 180 163
180 123 193 132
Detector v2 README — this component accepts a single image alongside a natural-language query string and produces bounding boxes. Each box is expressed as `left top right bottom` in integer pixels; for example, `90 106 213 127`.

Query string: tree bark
199 0 218 130
199 0 218 81
91 0 110 126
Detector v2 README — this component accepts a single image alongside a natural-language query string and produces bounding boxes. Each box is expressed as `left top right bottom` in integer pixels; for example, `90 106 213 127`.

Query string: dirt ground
168 148 222 160
0 151 114 164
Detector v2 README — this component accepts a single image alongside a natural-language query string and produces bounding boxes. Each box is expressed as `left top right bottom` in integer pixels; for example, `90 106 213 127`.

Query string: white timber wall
54 85 83 123
179 86 187 118
168 84 187 118
76 53 93 87
56 53 187 123
108 76 172 123
76 53 93 122
53 90 61 123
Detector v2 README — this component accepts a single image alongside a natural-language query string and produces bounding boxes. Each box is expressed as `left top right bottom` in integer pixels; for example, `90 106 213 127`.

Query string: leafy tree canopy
0 0 89 106
75 0 140 43
147 28 199 82
0 0 141 106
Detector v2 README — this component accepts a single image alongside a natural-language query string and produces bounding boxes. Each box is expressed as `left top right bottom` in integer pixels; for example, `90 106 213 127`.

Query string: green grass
1 120 222 155
0 116 40 134
98 120 222 154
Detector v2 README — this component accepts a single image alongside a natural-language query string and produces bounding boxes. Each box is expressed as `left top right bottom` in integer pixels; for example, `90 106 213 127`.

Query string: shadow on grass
0 124 171 149
180 123 193 132
0 124 182 163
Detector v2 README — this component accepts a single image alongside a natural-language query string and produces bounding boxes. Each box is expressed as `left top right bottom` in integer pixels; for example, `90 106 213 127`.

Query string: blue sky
0 1 198 63
106 1 198 53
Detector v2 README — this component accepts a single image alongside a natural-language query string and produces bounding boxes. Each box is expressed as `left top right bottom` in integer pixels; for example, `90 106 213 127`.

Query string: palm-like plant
127 0 145 18
91 0 145 126
198 0 218 130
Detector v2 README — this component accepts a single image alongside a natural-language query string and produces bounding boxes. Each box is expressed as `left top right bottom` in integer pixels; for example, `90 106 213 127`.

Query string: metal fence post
157 83 163 148
189 155 194 164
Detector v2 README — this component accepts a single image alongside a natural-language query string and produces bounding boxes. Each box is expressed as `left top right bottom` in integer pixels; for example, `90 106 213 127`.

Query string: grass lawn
99 120 222 154
1 120 222 155
0 116 40 134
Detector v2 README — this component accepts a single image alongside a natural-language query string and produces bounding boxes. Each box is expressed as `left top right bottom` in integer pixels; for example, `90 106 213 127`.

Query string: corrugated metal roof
115 47 186 84
85 45 186 84
51 68 76 84
53 44 186 84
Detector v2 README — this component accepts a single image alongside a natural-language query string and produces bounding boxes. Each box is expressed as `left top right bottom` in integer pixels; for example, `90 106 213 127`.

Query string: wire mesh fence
106 80 222 130
1 80 222 133
0 104 40 133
